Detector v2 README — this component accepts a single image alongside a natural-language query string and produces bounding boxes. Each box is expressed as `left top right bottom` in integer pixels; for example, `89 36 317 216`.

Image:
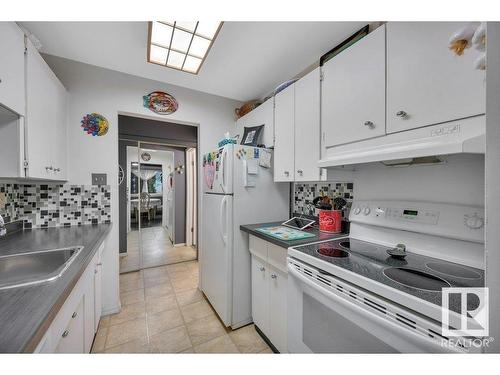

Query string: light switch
92 173 107 186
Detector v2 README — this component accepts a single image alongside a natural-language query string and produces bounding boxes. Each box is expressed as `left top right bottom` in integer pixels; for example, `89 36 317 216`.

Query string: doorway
118 115 198 274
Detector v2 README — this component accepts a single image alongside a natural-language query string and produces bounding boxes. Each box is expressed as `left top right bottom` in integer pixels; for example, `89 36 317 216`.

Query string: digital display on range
403 209 418 216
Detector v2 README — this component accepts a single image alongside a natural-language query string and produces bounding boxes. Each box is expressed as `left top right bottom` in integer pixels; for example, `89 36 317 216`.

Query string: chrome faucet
0 213 6 237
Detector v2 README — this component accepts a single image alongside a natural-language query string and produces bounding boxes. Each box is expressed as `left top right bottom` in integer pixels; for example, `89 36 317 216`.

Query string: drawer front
54 298 84 353
267 243 288 273
249 235 268 260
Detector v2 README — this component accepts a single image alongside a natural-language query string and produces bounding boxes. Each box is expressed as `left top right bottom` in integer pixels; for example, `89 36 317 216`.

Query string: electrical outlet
92 173 107 186
0 192 6 210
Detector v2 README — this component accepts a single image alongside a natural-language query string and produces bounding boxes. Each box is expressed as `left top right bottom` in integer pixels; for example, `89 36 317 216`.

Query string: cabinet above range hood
318 115 485 168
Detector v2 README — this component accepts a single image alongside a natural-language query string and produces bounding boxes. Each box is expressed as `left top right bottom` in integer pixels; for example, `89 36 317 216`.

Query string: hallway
120 226 197 273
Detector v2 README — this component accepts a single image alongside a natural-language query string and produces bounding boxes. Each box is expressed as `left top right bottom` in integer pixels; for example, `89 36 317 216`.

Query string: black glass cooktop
291 238 485 312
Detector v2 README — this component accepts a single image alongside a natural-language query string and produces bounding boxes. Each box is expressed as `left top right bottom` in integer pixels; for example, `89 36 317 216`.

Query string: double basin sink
0 247 83 290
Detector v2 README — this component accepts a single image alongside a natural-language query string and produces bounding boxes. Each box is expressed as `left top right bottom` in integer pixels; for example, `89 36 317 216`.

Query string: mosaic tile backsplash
293 182 354 217
0 183 111 229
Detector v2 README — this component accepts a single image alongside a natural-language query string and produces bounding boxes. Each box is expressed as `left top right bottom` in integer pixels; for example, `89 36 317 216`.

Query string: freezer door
201 193 233 326
202 145 233 194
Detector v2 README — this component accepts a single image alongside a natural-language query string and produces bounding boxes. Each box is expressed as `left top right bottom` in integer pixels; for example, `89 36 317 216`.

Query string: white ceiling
21 21 367 102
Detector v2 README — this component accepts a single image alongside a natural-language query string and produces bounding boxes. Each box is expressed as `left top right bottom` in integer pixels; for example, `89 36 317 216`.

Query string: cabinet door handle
259 266 265 272
54 167 61 172
72 311 77 319
284 171 289 176
271 274 277 279
45 166 53 172
396 110 408 119
97 262 103 266
62 330 69 338
297 169 303 175
364 121 375 129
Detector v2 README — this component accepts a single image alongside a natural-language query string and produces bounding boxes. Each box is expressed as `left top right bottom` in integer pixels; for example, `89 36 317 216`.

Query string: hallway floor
120 226 197 273
93 260 272 353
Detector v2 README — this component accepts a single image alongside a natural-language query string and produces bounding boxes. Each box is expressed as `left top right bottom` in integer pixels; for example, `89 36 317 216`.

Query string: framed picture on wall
241 125 264 146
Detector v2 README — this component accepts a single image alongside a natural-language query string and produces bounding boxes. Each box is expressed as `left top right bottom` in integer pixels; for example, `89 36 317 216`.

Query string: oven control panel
350 200 484 243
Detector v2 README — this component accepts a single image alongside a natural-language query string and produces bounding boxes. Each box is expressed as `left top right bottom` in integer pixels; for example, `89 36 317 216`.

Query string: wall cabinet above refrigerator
274 67 323 182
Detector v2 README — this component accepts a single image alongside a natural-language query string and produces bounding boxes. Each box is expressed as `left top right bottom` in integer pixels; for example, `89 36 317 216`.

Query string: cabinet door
94 256 103 332
54 298 85 353
274 84 295 182
322 25 386 147
83 266 95 353
386 22 486 133
51 76 68 180
0 22 25 116
268 266 287 353
295 68 320 181
26 40 51 179
251 256 269 334
237 98 274 148
26 39 67 180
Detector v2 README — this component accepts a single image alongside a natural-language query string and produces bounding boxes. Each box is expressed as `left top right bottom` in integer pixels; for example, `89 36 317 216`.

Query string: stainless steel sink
0 247 83 290
383 267 451 292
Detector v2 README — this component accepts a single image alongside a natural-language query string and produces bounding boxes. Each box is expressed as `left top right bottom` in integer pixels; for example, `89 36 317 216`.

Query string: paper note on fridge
247 159 259 175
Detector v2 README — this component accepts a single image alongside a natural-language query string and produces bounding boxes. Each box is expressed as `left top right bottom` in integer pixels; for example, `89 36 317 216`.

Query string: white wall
45 55 240 314
342 154 485 207
485 22 500 353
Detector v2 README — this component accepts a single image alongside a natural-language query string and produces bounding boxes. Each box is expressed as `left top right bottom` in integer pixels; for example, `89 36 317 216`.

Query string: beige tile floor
120 226 197 273
93 260 273 354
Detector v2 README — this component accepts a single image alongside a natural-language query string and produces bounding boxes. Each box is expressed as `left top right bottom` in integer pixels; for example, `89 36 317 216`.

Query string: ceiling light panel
148 21 222 74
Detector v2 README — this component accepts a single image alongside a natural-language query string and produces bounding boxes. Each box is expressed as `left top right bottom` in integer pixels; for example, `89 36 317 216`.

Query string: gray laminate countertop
0 224 112 353
240 221 348 248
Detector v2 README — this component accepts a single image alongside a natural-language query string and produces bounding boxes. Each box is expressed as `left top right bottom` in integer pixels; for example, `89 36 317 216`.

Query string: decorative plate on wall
143 91 179 115
81 113 109 136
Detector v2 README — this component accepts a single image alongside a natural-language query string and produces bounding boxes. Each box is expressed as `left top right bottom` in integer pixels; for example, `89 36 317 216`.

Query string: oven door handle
287 263 462 353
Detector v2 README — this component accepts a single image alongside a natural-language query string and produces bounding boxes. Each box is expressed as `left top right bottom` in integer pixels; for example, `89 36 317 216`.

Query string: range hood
318 115 485 168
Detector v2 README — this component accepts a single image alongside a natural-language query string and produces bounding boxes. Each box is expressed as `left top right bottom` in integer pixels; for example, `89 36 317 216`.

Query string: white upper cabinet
321 25 386 147
0 22 26 116
294 67 321 181
274 84 295 182
236 98 274 148
26 39 67 180
386 22 486 133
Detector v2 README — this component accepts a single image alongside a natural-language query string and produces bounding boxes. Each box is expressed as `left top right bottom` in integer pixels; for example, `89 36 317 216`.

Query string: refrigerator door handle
219 149 226 193
219 195 228 245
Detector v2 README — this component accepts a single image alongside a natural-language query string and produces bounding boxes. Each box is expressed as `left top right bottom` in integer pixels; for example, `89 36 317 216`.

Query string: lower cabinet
34 241 105 353
249 235 288 353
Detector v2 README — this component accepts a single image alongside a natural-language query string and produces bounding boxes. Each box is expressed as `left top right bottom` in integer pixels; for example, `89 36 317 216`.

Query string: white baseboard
102 303 121 316
174 243 186 247
119 252 127 257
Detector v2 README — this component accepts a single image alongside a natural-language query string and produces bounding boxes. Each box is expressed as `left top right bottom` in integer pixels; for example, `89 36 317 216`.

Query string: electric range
287 200 486 353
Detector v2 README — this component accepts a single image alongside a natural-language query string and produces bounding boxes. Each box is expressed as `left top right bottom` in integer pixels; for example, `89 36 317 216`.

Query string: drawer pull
72 311 77 319
271 274 277 279
62 330 69 338
259 266 265 272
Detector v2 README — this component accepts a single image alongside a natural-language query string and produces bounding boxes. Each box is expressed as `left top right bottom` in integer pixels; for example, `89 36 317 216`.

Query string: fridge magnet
81 113 109 136
203 160 216 189
143 91 179 115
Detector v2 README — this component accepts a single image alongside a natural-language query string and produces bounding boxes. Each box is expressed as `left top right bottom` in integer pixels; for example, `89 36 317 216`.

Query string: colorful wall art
81 113 109 136
143 91 179 115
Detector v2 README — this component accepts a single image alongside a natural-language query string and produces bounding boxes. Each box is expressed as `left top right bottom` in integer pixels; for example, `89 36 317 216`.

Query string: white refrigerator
201 144 289 328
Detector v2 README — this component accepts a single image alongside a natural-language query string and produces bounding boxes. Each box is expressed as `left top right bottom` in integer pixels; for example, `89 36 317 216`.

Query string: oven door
287 259 462 353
